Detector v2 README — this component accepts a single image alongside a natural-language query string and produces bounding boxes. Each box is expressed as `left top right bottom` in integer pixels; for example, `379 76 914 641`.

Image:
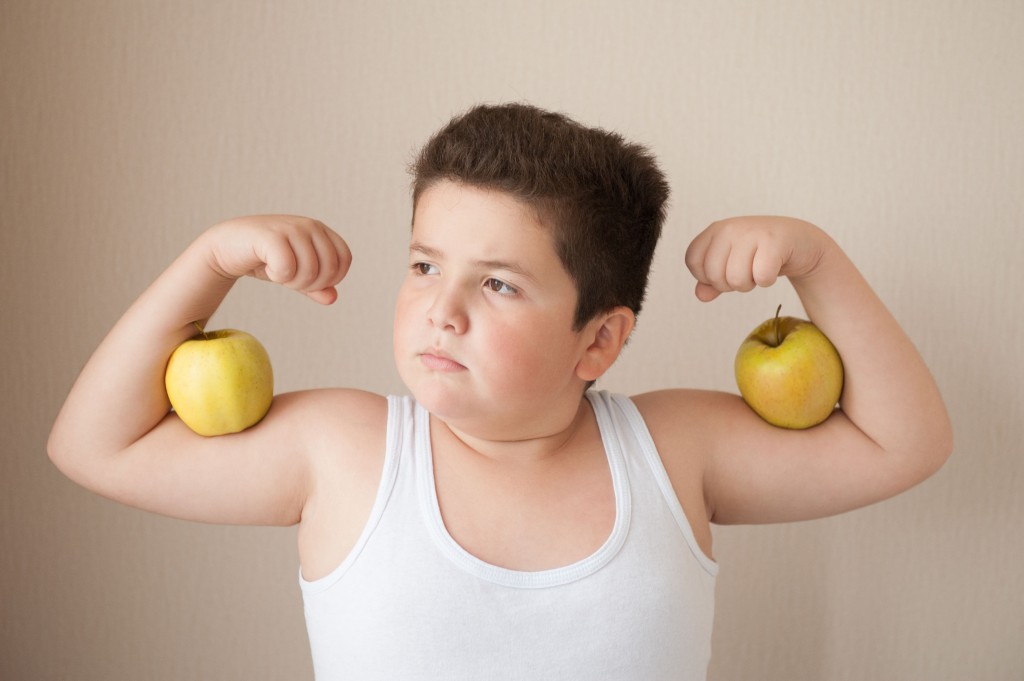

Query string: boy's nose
426 286 468 334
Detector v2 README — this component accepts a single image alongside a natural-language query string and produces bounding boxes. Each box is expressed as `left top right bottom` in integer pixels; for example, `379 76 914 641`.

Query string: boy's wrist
785 223 841 286
191 223 247 284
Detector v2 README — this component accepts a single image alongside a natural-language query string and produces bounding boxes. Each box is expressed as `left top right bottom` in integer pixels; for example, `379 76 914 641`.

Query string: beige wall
2 1 1021 678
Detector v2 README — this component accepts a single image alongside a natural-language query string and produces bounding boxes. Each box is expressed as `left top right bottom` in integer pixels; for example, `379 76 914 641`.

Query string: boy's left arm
640 216 953 526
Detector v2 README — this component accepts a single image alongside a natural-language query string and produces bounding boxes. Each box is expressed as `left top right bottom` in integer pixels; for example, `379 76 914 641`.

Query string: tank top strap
298 394 411 595
587 390 718 576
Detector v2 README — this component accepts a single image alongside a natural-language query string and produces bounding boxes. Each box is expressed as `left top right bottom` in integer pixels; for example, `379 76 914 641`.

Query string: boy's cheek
487 325 573 376
392 294 424 337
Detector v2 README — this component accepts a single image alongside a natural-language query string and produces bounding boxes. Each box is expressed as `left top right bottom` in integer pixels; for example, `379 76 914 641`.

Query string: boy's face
393 181 595 437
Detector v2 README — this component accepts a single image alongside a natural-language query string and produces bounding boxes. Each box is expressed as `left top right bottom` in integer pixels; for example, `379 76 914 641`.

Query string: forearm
49 231 236 466
791 235 952 472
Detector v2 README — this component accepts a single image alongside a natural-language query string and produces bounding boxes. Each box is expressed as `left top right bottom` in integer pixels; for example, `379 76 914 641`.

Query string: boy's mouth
419 350 466 372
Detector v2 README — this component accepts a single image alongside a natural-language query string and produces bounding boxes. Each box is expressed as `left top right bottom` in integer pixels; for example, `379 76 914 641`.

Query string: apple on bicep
164 326 274 437
734 306 844 430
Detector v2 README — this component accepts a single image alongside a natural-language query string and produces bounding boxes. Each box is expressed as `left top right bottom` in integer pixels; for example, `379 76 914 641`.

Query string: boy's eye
484 278 518 296
412 262 438 276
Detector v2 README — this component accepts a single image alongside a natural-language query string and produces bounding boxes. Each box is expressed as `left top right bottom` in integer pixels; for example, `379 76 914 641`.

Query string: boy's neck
430 396 595 466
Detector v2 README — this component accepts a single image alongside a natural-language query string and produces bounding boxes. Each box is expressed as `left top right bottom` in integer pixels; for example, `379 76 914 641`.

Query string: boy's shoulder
631 388 743 445
285 387 390 449
260 388 391 485
630 386 770 480
291 386 389 416
629 387 759 490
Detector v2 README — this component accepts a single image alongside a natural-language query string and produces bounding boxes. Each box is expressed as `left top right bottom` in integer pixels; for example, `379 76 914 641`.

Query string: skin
48 182 953 580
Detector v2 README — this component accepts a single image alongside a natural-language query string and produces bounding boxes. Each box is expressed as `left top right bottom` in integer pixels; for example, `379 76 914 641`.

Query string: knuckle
725 274 751 292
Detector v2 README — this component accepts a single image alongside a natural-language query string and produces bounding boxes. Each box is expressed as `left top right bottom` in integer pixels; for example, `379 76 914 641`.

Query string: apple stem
773 304 782 347
193 321 209 340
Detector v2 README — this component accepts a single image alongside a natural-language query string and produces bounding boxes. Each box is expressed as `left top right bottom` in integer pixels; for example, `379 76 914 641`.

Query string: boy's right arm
47 215 378 527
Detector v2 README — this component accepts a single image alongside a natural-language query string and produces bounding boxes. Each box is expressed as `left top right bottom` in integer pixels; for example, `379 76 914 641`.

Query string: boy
48 103 952 680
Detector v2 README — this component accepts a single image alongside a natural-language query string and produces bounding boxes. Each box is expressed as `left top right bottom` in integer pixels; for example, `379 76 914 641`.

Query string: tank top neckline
415 392 633 589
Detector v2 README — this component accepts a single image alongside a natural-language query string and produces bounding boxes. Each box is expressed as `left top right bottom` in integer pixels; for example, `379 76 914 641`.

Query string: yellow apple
164 327 273 437
734 307 844 429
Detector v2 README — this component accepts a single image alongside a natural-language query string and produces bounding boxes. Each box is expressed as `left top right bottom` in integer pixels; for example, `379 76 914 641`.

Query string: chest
302 436 717 680
430 437 616 572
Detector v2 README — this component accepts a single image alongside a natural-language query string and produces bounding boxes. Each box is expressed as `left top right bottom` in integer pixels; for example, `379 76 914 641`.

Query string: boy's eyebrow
409 241 538 282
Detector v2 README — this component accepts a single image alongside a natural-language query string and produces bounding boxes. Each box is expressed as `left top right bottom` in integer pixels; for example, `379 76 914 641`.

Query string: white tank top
300 391 718 680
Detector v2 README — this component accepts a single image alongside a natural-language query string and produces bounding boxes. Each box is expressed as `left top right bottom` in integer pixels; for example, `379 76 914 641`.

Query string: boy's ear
576 307 636 382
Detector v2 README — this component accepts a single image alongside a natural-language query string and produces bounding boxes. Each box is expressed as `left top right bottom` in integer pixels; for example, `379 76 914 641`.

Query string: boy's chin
404 380 473 419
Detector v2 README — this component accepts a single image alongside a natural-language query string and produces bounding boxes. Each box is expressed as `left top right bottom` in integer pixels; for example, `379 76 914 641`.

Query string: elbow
47 422 66 468
910 412 954 484
933 414 955 475
46 421 96 487
46 425 78 481
931 403 955 467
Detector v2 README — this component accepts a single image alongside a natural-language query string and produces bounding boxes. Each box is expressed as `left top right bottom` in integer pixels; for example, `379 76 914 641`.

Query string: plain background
2 1 1022 679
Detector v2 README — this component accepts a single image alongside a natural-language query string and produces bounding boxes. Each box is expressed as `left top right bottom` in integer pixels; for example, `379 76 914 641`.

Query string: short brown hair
410 103 669 330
